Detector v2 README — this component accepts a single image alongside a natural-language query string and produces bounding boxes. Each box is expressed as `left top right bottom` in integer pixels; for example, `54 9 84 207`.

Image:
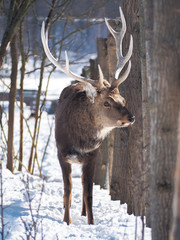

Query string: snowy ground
1 102 152 240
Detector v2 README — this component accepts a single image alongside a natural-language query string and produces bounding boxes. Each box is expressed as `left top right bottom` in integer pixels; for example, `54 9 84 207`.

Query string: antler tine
65 51 70 71
115 34 133 80
97 64 105 90
111 60 131 89
105 7 126 57
41 21 95 85
105 7 133 87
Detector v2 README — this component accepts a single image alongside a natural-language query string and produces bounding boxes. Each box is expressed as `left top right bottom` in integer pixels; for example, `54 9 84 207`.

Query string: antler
41 21 106 90
105 7 133 88
41 7 132 91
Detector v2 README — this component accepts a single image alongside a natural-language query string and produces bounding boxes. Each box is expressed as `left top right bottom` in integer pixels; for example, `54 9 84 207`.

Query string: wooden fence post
106 20 117 189
106 20 132 205
93 38 109 189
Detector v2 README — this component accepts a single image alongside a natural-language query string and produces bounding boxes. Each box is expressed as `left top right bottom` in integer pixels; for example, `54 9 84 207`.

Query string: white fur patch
97 127 115 140
83 83 97 103
66 154 79 164
76 143 101 154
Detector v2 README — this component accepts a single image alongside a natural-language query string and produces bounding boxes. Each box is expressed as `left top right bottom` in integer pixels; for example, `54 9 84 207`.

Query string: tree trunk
28 0 58 173
18 21 25 171
149 1 180 239
7 35 18 172
28 56 46 173
6 0 19 172
122 0 143 216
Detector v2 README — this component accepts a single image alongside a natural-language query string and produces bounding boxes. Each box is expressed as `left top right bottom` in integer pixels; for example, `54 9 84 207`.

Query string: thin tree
0 0 37 69
1 0 38 172
6 0 19 172
28 0 60 173
7 34 18 173
18 20 26 171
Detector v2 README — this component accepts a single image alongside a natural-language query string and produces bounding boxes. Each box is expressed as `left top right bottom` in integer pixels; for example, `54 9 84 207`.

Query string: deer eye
104 101 111 108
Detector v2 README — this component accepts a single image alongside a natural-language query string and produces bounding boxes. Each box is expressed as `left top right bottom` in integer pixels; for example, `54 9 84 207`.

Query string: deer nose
128 115 135 123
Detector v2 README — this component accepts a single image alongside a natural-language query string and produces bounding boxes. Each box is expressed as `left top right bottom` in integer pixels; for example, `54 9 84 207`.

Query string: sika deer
41 7 135 225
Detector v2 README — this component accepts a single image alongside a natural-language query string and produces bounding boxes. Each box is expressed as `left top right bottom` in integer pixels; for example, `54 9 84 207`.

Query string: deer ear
76 91 86 100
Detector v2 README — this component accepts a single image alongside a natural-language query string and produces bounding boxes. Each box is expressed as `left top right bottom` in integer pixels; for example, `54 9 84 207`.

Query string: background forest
0 0 180 240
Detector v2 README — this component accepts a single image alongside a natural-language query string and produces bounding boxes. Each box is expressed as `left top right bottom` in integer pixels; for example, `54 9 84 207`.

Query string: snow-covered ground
1 102 151 240
0 54 151 239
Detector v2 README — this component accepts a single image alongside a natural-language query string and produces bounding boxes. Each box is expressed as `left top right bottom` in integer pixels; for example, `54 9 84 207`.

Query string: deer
41 7 135 225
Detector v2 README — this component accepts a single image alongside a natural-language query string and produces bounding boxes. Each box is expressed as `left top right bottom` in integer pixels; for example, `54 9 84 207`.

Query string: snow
2 169 152 240
0 54 151 240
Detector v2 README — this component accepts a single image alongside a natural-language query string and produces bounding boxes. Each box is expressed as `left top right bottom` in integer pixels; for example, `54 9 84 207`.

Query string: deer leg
82 153 96 224
60 159 72 225
81 189 86 216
